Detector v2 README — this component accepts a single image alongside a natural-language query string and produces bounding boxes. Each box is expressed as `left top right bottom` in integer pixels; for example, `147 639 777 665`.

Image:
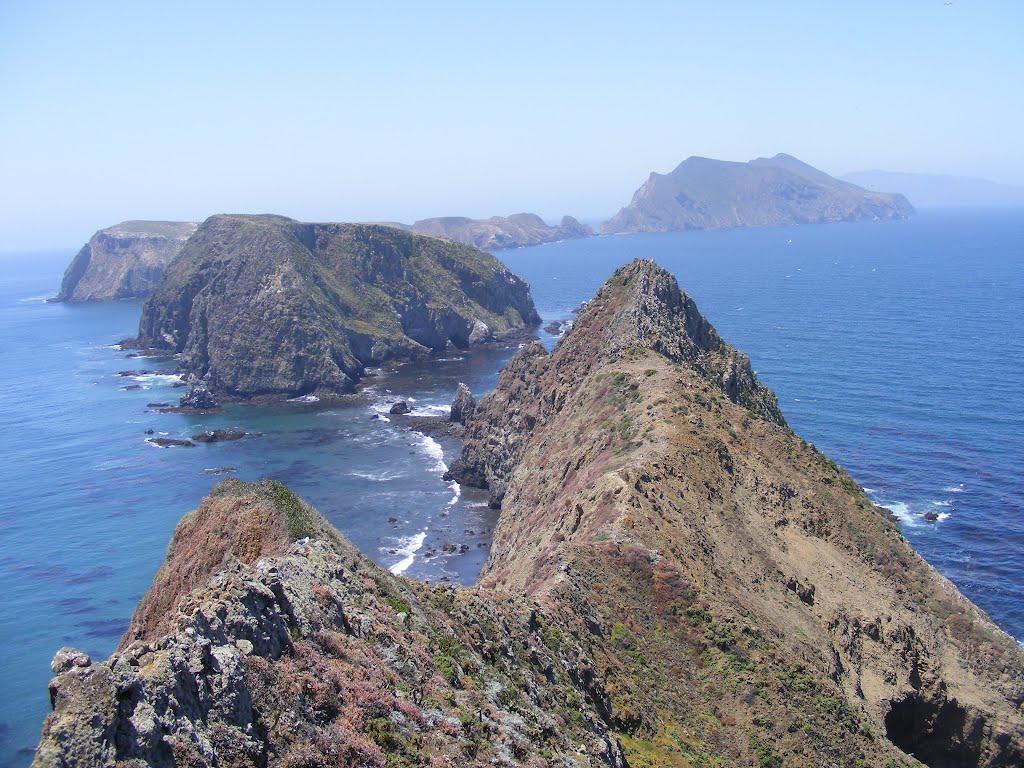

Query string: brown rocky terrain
396 213 592 250
35 260 1023 767
55 221 198 301
135 214 540 400
601 154 914 233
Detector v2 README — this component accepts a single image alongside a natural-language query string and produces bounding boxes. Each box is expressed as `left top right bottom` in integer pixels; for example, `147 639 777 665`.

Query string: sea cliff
55 221 197 301
36 260 1023 767
135 214 540 400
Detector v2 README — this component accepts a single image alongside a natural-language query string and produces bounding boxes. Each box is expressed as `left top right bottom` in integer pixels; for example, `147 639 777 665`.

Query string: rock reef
135 214 540 400
602 153 914 233
55 221 197 301
35 260 1024 768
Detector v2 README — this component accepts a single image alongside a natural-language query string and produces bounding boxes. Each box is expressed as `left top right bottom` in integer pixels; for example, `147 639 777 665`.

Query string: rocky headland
55 221 198 302
601 153 914 233
35 260 1023 767
396 213 593 250
134 214 540 400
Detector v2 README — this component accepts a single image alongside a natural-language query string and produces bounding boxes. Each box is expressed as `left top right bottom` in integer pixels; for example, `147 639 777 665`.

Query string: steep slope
55 221 197 301
136 214 539 399
451 260 1024 766
601 154 913 233
400 213 593 250
35 261 1023 767
36 479 627 767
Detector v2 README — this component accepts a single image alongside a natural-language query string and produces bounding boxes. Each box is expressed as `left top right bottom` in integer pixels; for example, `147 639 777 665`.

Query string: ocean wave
410 404 451 417
132 373 183 385
944 484 966 493
388 530 427 575
288 394 320 403
350 469 404 482
415 434 448 474
20 294 52 303
447 480 461 508
880 501 918 527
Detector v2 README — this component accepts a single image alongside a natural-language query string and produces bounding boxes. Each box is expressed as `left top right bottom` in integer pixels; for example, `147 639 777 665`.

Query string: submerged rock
191 429 248 443
146 437 194 448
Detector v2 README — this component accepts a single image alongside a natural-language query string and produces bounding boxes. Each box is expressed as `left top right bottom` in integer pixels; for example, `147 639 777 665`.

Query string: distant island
601 153 914 233
54 221 197 302
134 214 539 400
842 170 1024 208
394 212 592 250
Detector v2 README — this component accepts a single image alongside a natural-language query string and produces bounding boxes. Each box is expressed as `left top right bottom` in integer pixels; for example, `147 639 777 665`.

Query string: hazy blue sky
1 1 1021 250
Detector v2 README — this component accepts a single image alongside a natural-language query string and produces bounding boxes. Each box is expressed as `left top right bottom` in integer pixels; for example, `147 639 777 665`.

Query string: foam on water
415 434 448 474
388 530 428 575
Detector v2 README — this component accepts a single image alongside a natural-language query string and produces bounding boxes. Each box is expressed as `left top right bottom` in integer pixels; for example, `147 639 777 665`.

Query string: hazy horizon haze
1 0 1021 250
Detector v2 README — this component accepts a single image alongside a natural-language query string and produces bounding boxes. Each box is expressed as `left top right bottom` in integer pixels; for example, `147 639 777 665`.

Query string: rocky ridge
396 213 593 250
601 153 914 233
135 214 540 400
55 221 198 301
34 260 1024 767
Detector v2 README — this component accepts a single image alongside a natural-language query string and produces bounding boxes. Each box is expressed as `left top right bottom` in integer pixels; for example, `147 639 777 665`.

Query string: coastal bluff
55 221 197 302
36 261 1023 767
135 214 540 400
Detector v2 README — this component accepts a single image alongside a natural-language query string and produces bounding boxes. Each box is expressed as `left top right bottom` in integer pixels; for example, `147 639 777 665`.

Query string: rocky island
36 260 1023 767
135 214 540 400
55 221 198 301
396 213 592 250
601 153 914 233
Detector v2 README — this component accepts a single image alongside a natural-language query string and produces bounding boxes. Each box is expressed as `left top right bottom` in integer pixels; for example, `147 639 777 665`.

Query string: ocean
0 209 1021 765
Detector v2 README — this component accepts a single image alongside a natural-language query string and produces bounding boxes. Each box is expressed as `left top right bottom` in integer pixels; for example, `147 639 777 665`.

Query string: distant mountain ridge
395 212 592 250
602 153 914 233
842 170 1024 208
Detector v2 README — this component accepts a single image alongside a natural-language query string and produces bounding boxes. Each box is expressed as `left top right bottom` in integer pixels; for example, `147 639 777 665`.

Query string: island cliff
55 221 198 301
601 154 914 233
36 261 1023 767
396 213 592 251
135 214 539 399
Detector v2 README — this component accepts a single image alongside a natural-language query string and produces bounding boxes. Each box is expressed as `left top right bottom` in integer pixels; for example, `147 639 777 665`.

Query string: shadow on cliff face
885 692 1021 767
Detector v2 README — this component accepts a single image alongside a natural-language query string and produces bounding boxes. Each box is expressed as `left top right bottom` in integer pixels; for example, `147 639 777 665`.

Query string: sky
1 0 1021 250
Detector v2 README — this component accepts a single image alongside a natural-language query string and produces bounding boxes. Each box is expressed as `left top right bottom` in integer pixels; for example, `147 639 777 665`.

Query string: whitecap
880 501 918 527
132 373 183 385
446 480 461 508
19 294 52 303
415 434 448 474
288 394 320 403
410 404 451 417
935 512 951 522
388 530 427 575
350 470 404 482
944 484 965 493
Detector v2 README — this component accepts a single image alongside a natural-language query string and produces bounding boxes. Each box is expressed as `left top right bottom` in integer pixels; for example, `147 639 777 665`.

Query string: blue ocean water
0 209 1021 765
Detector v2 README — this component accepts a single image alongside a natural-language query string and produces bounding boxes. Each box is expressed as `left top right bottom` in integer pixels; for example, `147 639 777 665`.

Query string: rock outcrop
55 221 197 301
397 213 593 250
450 382 476 425
36 479 627 767
35 260 1024 768
601 153 914 233
135 214 540 400
448 260 1024 766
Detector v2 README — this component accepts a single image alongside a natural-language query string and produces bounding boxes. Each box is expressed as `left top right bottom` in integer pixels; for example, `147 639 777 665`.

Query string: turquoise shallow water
1 209 1022 764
